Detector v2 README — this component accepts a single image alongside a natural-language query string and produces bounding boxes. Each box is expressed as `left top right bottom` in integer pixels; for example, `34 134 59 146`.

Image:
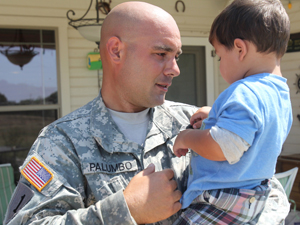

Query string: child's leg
173 181 271 225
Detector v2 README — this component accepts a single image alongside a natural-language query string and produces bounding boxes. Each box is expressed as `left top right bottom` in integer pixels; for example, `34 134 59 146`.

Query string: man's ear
106 36 123 63
234 38 247 61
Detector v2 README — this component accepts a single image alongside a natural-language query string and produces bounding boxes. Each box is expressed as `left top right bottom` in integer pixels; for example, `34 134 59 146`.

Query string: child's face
213 40 245 84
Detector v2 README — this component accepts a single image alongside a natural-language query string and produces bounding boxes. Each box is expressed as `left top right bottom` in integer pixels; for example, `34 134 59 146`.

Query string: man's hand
124 164 182 224
190 106 211 128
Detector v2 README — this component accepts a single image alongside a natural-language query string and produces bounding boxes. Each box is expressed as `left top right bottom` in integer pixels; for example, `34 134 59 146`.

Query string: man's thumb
142 163 155 176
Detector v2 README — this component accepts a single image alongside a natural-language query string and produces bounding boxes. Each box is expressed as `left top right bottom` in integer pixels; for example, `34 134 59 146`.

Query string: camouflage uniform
4 94 289 225
4 94 196 225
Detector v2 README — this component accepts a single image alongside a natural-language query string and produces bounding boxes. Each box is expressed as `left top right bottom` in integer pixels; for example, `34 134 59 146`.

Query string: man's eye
175 56 180 62
157 53 166 57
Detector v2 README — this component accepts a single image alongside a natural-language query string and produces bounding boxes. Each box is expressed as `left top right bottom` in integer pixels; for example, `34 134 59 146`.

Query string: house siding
281 1 300 155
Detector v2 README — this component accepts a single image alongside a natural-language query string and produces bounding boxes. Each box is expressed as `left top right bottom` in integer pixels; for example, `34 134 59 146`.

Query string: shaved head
100 2 181 112
100 1 179 52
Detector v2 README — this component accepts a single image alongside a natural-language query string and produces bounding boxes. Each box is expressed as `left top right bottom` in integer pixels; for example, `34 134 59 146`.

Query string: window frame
0 15 71 116
0 28 60 116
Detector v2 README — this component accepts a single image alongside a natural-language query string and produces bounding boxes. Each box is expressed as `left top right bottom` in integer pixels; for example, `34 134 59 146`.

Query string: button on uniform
249 197 256 204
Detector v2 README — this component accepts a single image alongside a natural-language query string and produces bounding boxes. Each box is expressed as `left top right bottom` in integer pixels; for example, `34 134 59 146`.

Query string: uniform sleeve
4 133 137 225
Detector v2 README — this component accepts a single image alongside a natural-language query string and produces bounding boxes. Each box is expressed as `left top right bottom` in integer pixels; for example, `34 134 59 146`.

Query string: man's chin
143 94 166 108
150 97 165 107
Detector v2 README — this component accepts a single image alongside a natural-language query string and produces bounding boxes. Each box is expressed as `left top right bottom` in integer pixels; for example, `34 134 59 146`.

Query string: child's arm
173 129 226 161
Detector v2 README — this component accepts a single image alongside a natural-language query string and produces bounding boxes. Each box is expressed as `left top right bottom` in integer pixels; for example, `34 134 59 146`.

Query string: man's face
118 24 182 110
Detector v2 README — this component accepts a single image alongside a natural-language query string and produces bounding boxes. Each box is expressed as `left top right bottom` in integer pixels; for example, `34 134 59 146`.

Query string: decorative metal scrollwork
66 0 111 30
175 0 185 12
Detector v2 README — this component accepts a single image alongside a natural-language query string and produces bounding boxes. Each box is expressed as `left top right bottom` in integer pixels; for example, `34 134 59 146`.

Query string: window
0 28 59 183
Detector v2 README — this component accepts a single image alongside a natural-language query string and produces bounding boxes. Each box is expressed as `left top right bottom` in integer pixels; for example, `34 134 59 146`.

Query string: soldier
4 1 289 225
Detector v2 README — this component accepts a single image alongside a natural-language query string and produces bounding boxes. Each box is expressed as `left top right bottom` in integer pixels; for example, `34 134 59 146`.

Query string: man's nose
164 58 180 77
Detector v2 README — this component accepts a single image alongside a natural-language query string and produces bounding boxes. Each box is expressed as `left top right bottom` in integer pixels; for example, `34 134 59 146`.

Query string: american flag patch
21 157 53 192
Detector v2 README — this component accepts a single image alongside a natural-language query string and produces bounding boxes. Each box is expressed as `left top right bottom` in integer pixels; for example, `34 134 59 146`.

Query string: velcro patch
4 182 34 224
21 157 53 192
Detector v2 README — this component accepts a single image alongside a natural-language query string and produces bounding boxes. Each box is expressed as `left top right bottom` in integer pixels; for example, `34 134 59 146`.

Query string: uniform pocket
83 160 133 201
40 175 64 197
85 174 129 201
81 151 139 201
97 175 128 198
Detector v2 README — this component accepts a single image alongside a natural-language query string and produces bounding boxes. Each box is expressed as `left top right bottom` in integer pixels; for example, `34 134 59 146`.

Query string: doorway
166 46 207 107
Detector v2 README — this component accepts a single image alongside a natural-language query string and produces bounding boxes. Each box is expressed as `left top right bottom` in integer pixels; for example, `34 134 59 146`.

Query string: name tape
83 160 138 175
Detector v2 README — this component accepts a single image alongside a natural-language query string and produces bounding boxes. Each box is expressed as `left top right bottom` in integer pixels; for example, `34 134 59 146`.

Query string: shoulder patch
21 157 53 192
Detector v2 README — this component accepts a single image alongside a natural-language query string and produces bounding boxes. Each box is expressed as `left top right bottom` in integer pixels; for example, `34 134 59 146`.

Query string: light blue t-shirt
181 73 293 209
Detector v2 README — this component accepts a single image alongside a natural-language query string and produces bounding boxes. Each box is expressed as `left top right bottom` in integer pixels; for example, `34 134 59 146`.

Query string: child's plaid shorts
173 180 271 225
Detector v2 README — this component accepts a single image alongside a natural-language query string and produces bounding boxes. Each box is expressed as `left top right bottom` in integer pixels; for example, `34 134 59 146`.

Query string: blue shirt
181 73 293 209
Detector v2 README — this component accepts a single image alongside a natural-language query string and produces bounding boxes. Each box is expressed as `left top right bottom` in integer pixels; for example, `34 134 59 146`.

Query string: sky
0 47 57 103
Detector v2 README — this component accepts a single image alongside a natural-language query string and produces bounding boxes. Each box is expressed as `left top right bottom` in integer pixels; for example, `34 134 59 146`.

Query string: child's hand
174 148 189 157
190 106 211 129
173 130 189 157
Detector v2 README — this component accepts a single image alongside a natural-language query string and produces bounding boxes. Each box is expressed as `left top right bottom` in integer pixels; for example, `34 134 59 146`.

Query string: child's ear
234 38 247 61
106 36 123 63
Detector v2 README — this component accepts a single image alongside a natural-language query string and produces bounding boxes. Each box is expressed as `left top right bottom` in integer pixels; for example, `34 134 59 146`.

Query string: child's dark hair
209 0 290 57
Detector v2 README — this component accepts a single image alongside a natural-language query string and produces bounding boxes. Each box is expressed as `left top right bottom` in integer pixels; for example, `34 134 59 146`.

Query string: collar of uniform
143 104 183 153
90 94 184 154
90 94 141 154
150 106 174 138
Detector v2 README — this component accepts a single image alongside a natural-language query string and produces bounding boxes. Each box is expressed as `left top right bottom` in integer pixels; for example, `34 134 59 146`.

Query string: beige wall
281 0 300 155
0 0 300 155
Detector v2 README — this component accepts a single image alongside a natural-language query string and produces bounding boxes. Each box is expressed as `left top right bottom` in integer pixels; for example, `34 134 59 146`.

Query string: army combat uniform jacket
4 94 197 225
4 94 290 225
